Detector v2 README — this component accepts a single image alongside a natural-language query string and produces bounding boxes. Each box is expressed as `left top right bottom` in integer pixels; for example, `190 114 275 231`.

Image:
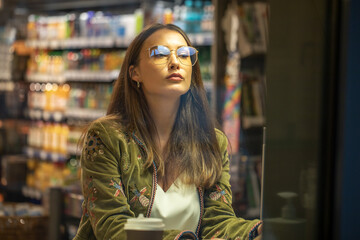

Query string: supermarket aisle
0 0 269 239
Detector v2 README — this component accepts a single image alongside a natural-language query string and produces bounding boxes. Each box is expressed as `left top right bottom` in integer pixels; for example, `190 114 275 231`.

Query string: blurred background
0 0 358 239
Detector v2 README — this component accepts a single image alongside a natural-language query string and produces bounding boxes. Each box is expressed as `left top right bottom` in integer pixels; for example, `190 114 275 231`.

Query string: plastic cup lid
124 214 165 231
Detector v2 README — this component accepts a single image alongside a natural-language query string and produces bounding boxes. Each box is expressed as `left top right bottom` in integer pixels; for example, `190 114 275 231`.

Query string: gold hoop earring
137 81 140 88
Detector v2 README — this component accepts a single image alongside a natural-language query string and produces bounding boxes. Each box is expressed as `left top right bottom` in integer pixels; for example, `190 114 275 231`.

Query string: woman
74 23 262 240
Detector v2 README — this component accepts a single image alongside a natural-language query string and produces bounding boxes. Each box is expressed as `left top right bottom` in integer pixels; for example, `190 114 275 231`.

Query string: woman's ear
129 65 140 82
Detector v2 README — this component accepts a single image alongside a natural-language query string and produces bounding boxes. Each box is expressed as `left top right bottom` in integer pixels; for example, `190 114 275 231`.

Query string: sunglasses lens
149 45 170 65
177 46 197 66
149 46 198 66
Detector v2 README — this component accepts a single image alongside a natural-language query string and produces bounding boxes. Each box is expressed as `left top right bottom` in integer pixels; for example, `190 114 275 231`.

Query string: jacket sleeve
78 121 135 240
200 129 262 240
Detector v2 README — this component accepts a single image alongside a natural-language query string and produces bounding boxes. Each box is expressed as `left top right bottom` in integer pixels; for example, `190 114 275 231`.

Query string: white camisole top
150 179 200 233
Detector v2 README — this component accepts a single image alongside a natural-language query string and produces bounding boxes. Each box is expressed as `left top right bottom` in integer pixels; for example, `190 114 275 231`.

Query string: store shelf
242 116 265 129
26 70 119 83
65 108 107 120
0 81 15 91
64 70 119 82
188 32 214 46
23 0 142 11
28 109 66 122
22 186 43 201
25 32 214 50
26 73 66 84
0 72 12 81
26 37 127 49
67 144 80 156
114 37 136 48
25 146 68 162
27 108 107 122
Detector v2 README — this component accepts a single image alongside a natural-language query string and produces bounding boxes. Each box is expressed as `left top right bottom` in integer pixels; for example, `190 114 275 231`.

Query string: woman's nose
168 52 180 70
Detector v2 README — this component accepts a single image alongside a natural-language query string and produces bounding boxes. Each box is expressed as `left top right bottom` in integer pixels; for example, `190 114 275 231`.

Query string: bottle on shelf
193 0 203 33
184 0 195 33
59 124 69 155
201 1 214 33
173 5 185 30
163 8 174 25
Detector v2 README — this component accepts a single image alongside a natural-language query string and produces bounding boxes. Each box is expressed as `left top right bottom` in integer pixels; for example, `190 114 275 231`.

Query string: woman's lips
166 73 183 81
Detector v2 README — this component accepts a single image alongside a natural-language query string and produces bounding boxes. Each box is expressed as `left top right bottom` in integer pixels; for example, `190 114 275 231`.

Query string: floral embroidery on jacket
84 130 105 161
121 151 130 171
109 178 126 197
129 186 150 207
84 176 98 227
209 184 230 204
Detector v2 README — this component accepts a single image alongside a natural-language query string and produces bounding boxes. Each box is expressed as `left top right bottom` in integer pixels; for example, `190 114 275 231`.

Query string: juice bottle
59 124 69 155
43 122 51 151
56 83 70 112
44 83 53 112
39 83 47 111
51 123 62 153
27 15 38 40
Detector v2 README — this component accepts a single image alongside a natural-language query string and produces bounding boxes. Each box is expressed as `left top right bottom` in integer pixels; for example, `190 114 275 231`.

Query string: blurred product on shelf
26 82 113 121
25 81 113 160
240 70 266 129
26 49 124 83
25 1 214 49
27 122 69 155
144 0 214 33
27 10 143 41
26 159 78 192
67 83 112 117
28 83 70 113
0 201 45 217
67 125 83 155
237 2 269 57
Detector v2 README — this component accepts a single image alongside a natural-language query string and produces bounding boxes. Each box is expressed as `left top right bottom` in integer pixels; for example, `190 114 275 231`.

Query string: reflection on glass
262 0 327 239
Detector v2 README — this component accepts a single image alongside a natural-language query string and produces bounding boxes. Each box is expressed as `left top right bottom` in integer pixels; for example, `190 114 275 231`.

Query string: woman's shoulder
214 128 226 137
214 128 227 141
214 128 228 151
88 115 128 139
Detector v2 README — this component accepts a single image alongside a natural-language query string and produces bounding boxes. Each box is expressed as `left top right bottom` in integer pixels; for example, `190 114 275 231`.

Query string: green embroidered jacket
73 119 261 240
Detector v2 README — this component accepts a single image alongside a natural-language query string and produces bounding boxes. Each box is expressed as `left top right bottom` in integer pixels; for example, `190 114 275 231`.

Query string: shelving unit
25 31 213 49
26 70 119 83
212 0 268 218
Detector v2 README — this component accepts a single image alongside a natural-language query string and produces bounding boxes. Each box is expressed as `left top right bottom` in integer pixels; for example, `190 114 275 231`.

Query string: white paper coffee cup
124 214 165 240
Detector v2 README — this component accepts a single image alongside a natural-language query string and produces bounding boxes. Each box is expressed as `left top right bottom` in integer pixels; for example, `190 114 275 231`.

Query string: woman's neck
146 96 180 151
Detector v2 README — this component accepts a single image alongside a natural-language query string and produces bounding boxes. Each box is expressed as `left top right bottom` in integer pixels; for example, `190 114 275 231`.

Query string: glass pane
262 0 327 239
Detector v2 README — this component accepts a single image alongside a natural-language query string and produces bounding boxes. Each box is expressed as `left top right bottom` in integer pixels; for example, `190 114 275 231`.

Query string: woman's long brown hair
103 23 222 188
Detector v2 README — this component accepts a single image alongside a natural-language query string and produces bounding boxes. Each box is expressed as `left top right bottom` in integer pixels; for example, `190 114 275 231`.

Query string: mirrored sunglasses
148 45 198 66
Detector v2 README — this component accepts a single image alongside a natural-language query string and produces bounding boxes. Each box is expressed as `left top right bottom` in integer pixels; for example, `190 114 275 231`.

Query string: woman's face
131 29 193 102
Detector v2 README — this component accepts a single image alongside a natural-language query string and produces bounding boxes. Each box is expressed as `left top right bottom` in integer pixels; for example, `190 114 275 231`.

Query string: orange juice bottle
43 123 51 151
59 124 69 155
56 84 70 112
44 83 53 111
51 123 62 153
